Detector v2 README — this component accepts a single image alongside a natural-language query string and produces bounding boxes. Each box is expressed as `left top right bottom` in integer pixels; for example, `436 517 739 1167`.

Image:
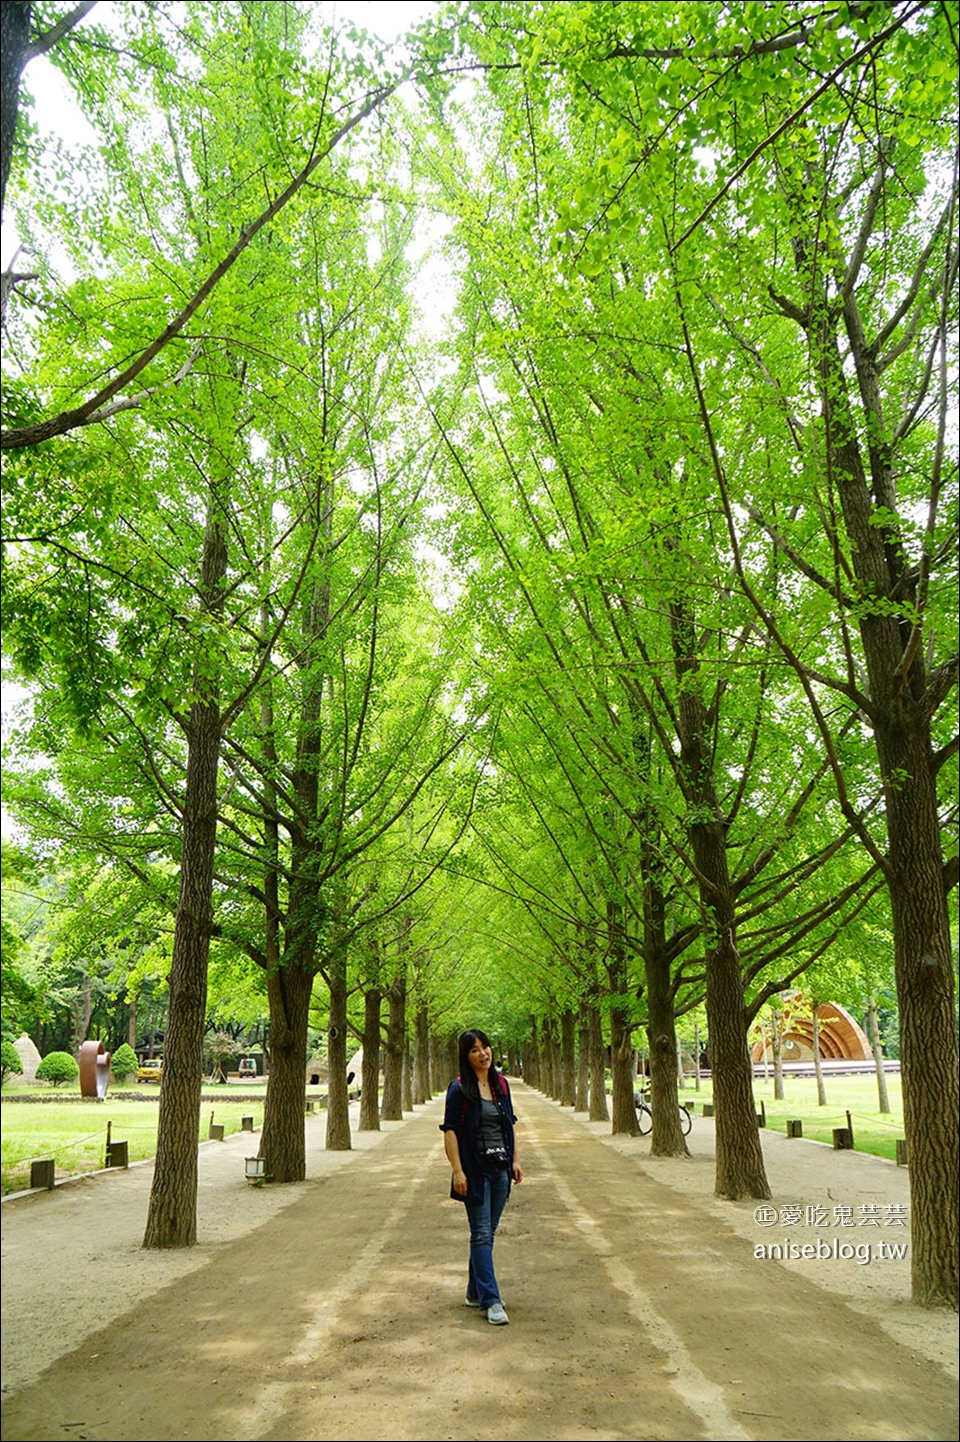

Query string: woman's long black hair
457 1029 505 1103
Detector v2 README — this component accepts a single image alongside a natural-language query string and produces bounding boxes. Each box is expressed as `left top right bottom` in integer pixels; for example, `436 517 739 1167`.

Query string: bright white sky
327 0 439 40
2 1 444 267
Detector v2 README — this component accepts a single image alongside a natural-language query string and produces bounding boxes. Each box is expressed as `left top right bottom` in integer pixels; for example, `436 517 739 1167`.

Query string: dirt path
1 1084 957 1441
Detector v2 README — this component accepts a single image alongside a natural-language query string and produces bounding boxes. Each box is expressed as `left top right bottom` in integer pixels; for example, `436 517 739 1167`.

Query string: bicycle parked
634 1086 692 1136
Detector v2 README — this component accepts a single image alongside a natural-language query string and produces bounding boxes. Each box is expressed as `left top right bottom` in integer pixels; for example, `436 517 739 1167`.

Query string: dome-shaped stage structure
751 1000 871 1063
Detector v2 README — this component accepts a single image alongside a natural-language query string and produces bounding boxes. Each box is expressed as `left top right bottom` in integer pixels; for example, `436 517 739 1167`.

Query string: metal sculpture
79 1039 111 1100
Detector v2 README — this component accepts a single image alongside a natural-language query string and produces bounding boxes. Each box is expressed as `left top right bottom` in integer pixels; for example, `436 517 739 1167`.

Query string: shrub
110 1043 139 1081
1 1039 24 1084
35 1051 80 1087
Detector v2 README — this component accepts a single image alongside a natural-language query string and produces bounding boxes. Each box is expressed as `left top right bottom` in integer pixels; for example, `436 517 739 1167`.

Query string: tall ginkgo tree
2 1 420 1247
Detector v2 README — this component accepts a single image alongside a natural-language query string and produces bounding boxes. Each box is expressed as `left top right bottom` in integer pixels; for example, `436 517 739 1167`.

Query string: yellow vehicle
137 1057 163 1083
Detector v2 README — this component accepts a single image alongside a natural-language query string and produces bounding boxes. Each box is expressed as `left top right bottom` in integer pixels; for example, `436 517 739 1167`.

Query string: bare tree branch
23 1 97 63
1 80 400 450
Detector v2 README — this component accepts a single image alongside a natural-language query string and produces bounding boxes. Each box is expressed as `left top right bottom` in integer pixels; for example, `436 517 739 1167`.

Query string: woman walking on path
440 1030 523 1325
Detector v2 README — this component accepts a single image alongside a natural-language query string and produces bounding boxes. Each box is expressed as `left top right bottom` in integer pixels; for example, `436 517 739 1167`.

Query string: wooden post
106 1140 129 1168
786 1119 803 1138
832 1127 854 1149
702 1103 715 1117
896 1138 908 1167
208 1120 224 1141
756 1099 766 1127
241 1115 254 1131
30 1159 55 1189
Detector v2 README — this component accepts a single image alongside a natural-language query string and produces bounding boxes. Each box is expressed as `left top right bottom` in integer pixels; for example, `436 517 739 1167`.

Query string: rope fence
2 1105 266 1193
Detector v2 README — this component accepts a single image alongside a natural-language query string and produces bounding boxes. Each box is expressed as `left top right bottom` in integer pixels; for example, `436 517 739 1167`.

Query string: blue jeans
465 1166 511 1308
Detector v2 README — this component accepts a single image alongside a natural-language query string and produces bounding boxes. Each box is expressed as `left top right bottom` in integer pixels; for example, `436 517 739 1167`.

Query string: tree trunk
412 1003 430 1104
442 1031 459 1088
259 962 313 1181
575 1002 590 1111
883 750 956 1304
380 968 405 1121
402 1047 413 1112
819 315 958 1305
812 1003 828 1107
541 1020 557 1098
0 2 31 223
77 972 92 1048
143 496 227 1249
606 901 641 1137
609 1003 639 1135
771 1010 785 1101
258 809 325 1180
698 822 770 1200
642 828 688 1157
525 1016 541 1090
142 696 220 1247
669 590 769 1199
359 987 382 1130
559 1008 576 1106
646 939 689 1158
586 1000 609 1122
325 953 351 1151
255 604 320 1184
866 997 891 1116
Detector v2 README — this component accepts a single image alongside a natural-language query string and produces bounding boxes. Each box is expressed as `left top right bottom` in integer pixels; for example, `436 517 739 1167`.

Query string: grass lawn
678 1071 905 1161
0 1084 295 1194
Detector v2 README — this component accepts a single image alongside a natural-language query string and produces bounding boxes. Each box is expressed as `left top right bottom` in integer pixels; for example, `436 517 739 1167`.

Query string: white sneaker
486 1301 509 1325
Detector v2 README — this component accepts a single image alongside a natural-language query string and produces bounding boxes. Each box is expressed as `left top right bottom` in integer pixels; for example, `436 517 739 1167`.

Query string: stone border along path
1 1083 956 1442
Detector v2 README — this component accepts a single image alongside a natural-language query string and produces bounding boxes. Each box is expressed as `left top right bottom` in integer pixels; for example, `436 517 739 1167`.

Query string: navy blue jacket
440 1074 517 1205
